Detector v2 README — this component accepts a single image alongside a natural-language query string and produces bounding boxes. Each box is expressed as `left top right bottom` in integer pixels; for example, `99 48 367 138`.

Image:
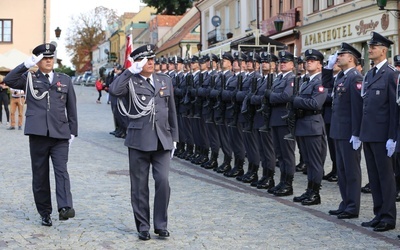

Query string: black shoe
373 222 395 232
154 229 170 238
257 177 275 190
361 219 380 228
293 190 310 202
274 183 293 196
109 130 117 135
301 191 321 206
7 126 15 130
138 231 151 240
322 171 335 180
327 175 338 182
328 209 343 215
216 164 231 173
337 212 358 219
224 167 244 178
41 215 52 226
295 162 306 172
242 173 258 183
361 183 371 193
59 207 75 220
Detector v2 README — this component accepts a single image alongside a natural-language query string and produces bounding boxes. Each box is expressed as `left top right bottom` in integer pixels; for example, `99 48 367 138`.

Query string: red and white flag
124 34 133 69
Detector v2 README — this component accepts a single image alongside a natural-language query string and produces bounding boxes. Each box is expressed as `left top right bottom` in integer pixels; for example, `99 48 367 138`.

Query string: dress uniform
292 49 327 205
109 44 179 240
392 55 400 202
359 32 398 231
250 52 278 189
268 51 296 196
4 43 78 226
328 42 363 218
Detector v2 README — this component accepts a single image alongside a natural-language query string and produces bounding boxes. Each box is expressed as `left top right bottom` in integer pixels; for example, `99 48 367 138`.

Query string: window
269 0 273 17
279 0 283 14
250 0 257 21
327 0 334 7
313 0 320 12
290 0 295 9
0 19 12 42
235 0 240 28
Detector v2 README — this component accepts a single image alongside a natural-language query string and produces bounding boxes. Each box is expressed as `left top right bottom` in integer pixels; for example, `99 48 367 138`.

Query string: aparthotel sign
302 13 390 48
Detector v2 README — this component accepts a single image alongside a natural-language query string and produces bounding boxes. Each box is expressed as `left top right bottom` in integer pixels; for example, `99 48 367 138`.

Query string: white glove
69 134 75 148
325 52 338 70
128 57 148 74
386 139 396 157
170 141 177 159
24 54 44 68
349 135 361 150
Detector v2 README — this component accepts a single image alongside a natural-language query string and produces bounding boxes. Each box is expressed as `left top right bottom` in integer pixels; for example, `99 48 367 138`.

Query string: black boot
257 169 275 189
175 143 185 158
242 163 259 183
396 176 400 202
216 155 232 173
268 172 285 194
189 145 201 162
293 182 312 202
180 144 193 159
252 167 267 187
237 162 252 181
196 147 209 165
274 173 293 196
224 158 244 177
204 151 219 169
301 182 321 206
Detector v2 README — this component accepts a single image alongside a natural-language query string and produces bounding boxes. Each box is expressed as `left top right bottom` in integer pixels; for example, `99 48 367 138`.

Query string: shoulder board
388 64 396 71
156 72 170 78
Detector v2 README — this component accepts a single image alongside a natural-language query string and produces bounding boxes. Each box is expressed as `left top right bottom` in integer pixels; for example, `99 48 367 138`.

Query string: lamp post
186 43 190 58
54 27 61 39
273 10 300 32
376 0 400 18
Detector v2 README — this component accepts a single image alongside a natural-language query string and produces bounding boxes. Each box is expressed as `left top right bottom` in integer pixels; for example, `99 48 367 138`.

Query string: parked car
73 75 83 85
84 76 97 87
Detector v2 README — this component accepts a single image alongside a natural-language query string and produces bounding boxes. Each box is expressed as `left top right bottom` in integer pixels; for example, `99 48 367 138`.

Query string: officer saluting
109 44 179 240
4 43 78 226
359 32 398 232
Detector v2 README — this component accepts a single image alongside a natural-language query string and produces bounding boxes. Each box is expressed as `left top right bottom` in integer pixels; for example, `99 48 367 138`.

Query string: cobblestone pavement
1 85 400 249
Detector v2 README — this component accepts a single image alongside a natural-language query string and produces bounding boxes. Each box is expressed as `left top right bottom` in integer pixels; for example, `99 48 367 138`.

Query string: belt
297 110 322 116
12 96 24 98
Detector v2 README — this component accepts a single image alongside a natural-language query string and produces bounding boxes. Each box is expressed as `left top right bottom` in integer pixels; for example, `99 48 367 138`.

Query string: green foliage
143 0 193 15
54 66 76 77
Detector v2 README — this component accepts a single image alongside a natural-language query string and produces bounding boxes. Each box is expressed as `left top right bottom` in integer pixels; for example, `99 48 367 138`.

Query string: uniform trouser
217 122 232 157
228 121 246 159
29 135 72 217
258 130 276 171
177 115 185 143
181 116 194 145
271 126 295 176
325 123 336 170
334 139 361 215
10 97 24 127
129 147 170 232
205 121 220 153
363 142 397 225
297 135 325 184
192 117 209 148
242 125 260 164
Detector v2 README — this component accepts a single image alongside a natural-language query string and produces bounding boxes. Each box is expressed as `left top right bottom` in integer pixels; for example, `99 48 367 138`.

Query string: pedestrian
360 32 398 232
7 87 25 130
3 43 78 227
0 75 10 127
95 77 104 103
328 43 363 218
109 44 178 241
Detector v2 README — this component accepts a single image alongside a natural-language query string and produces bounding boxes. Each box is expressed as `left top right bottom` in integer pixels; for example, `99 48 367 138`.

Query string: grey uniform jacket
109 71 179 151
4 63 78 139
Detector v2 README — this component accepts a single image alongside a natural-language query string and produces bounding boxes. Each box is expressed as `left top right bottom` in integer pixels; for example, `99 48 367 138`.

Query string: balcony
208 29 231 46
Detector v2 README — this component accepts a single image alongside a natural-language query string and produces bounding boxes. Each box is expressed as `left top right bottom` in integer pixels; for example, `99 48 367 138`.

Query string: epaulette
388 64 396 71
156 72 170 78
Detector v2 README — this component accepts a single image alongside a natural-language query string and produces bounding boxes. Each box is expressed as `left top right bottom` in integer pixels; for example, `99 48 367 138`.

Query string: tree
143 0 194 15
65 7 120 73
55 66 75 77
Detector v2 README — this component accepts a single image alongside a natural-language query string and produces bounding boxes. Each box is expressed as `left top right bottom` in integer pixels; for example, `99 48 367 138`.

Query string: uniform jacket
210 70 233 119
4 63 78 139
109 71 179 151
293 72 327 136
269 71 294 127
359 61 398 142
330 68 363 140
321 68 333 124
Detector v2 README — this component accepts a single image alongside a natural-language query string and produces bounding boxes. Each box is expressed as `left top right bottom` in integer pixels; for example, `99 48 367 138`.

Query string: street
1 85 400 249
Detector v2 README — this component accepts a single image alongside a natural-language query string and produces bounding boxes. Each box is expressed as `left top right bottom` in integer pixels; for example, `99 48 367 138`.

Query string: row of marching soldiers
163 31 400 232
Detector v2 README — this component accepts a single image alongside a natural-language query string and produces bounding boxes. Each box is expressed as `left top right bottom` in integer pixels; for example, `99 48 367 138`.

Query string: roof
156 12 200 53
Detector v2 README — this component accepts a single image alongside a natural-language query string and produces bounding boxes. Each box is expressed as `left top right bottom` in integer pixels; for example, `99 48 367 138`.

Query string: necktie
146 78 153 88
372 67 377 77
45 74 50 83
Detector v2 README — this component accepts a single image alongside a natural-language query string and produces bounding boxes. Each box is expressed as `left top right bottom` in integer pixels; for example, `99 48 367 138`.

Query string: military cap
210 54 219 62
368 31 393 48
114 63 123 70
260 52 278 63
304 49 324 63
32 43 56 57
190 55 199 63
199 55 210 64
246 52 261 63
168 56 175 64
176 56 183 63
154 58 160 65
160 56 168 64
278 51 294 62
130 44 156 61
394 55 400 67
358 58 365 67
337 42 361 59
233 51 246 61
221 52 234 64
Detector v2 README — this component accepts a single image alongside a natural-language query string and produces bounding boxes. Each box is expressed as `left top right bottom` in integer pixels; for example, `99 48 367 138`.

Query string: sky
50 0 144 68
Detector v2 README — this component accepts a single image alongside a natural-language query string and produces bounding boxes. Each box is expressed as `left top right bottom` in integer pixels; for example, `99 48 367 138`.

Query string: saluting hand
128 57 148 74
24 54 44 68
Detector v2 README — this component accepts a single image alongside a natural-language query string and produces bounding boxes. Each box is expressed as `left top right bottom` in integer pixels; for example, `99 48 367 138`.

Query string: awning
200 42 232 56
230 34 286 52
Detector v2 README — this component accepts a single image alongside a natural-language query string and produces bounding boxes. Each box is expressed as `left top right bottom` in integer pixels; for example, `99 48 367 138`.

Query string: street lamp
54 27 61 39
273 10 300 32
376 0 400 18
